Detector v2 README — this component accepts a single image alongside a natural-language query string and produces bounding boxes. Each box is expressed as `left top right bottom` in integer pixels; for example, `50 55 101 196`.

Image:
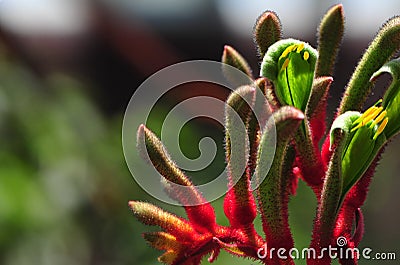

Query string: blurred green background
0 1 399 264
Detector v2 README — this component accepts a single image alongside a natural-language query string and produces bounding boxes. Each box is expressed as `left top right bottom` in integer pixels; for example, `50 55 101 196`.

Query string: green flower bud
260 39 318 112
330 105 387 204
331 56 400 202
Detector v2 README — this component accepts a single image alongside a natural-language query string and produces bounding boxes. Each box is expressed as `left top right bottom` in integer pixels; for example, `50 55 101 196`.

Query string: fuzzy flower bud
260 39 318 112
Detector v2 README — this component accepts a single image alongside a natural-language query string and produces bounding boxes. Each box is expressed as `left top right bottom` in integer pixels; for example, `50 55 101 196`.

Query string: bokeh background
0 1 399 264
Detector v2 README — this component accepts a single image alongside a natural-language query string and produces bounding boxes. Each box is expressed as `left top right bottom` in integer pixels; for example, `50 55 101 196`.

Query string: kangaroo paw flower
129 6 400 265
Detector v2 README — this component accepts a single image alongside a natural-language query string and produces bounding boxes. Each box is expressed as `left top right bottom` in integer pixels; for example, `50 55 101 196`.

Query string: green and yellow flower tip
329 100 389 202
371 58 400 139
260 39 318 112
351 100 389 140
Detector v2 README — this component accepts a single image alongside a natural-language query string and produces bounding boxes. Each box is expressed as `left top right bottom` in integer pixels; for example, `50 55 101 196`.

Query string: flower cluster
129 5 400 265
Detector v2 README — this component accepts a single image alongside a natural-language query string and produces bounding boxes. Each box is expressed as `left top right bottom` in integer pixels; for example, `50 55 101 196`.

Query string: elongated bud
224 86 257 227
316 4 344 77
222 45 253 85
339 16 400 114
307 76 334 145
129 201 196 241
314 128 345 247
137 125 190 185
137 125 201 202
143 232 181 251
256 106 303 253
307 76 333 119
137 125 216 232
254 10 282 58
260 39 318 112
158 251 178 265
225 86 255 175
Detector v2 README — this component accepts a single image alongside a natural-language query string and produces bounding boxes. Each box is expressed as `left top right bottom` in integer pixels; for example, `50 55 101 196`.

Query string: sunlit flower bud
260 39 318 112
329 104 387 204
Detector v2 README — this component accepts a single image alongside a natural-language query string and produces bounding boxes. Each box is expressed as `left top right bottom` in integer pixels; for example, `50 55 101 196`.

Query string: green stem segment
316 4 345 77
256 106 303 260
254 11 282 58
339 16 400 114
309 129 345 264
224 86 258 228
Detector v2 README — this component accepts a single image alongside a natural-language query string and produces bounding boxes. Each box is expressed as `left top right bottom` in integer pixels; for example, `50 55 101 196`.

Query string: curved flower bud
256 106 304 261
329 105 387 206
222 45 254 85
260 39 318 112
137 125 217 233
371 58 400 139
